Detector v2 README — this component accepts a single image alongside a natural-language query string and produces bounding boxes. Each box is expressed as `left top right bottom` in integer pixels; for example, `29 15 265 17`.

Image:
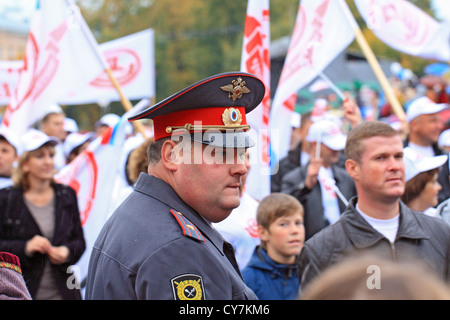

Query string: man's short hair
147 137 169 164
345 121 399 164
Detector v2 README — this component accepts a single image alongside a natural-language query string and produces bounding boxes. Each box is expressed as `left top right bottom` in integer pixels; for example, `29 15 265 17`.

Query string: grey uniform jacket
85 173 257 300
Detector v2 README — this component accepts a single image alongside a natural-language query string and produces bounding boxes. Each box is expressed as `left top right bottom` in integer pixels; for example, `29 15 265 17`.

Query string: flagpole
337 0 406 123
318 71 346 101
66 0 147 138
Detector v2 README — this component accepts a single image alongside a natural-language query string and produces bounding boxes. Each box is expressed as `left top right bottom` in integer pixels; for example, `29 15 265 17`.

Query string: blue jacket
242 246 299 300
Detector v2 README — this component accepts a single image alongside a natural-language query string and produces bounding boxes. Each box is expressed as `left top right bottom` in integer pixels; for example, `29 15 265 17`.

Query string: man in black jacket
271 112 313 193
297 121 450 295
281 119 356 240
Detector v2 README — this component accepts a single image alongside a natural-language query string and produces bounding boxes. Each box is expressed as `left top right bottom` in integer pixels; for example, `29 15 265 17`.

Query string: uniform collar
134 173 227 255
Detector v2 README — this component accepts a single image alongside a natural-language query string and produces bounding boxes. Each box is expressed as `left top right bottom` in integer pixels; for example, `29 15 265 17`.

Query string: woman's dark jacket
0 183 86 299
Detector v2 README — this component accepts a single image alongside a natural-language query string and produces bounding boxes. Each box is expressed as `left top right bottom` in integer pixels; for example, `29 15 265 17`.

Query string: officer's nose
230 153 248 177
230 160 248 177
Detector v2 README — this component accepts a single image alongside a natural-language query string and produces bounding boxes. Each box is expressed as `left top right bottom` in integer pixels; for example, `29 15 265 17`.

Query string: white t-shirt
356 204 399 243
213 192 260 270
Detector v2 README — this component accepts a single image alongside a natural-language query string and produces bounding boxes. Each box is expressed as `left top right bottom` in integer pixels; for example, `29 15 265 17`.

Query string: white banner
54 102 145 285
269 0 355 168
0 61 22 106
240 0 271 200
1 0 105 135
59 29 155 105
0 29 155 106
355 0 450 61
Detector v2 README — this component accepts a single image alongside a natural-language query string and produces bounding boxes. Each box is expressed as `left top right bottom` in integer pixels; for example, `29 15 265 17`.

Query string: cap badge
220 77 251 101
222 107 243 126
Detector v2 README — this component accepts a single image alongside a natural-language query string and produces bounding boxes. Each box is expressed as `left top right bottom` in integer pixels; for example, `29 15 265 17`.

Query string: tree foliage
76 0 440 109
79 0 299 102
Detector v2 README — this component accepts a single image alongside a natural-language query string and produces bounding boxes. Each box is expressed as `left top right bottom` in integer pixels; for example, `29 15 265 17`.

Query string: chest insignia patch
171 274 205 300
170 209 205 242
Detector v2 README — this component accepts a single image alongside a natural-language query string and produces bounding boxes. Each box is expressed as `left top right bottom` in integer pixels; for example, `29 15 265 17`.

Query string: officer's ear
160 139 180 171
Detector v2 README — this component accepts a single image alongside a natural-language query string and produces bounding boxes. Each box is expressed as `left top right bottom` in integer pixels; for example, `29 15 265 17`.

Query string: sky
0 0 36 23
432 0 450 21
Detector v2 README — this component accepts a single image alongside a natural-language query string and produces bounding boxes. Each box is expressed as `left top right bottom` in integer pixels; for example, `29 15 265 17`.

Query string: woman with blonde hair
0 129 85 300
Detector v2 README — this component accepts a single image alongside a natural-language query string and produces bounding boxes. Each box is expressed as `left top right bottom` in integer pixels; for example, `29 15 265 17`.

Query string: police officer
85 72 264 300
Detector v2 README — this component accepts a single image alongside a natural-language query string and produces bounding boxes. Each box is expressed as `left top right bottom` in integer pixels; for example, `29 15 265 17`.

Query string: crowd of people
0 105 153 300
1 70 450 300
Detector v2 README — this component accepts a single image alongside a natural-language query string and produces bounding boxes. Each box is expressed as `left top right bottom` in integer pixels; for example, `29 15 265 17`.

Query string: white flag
0 61 22 106
269 0 355 168
355 0 450 62
240 0 271 200
54 104 143 285
1 0 106 135
59 29 155 105
0 29 155 106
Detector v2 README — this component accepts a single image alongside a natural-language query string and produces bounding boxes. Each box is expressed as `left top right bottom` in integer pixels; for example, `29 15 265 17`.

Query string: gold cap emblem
220 77 251 101
222 107 243 126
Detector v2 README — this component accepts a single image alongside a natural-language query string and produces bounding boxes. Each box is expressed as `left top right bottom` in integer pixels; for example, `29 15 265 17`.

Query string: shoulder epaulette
170 209 205 242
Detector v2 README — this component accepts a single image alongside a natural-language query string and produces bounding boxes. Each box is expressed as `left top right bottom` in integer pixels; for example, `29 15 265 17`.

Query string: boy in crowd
242 193 305 300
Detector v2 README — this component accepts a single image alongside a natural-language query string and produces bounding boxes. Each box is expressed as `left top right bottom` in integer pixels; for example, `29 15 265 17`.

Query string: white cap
22 129 58 153
64 118 79 133
63 132 93 158
406 96 447 122
438 129 450 148
44 103 64 116
290 112 301 128
0 126 22 155
95 113 120 128
403 147 448 182
306 119 347 151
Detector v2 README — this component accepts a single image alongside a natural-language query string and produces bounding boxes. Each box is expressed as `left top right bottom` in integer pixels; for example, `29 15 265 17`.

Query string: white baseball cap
22 129 58 153
406 96 447 122
95 113 120 128
64 118 79 133
306 119 347 151
438 129 450 148
403 147 448 182
63 132 93 158
0 126 23 155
